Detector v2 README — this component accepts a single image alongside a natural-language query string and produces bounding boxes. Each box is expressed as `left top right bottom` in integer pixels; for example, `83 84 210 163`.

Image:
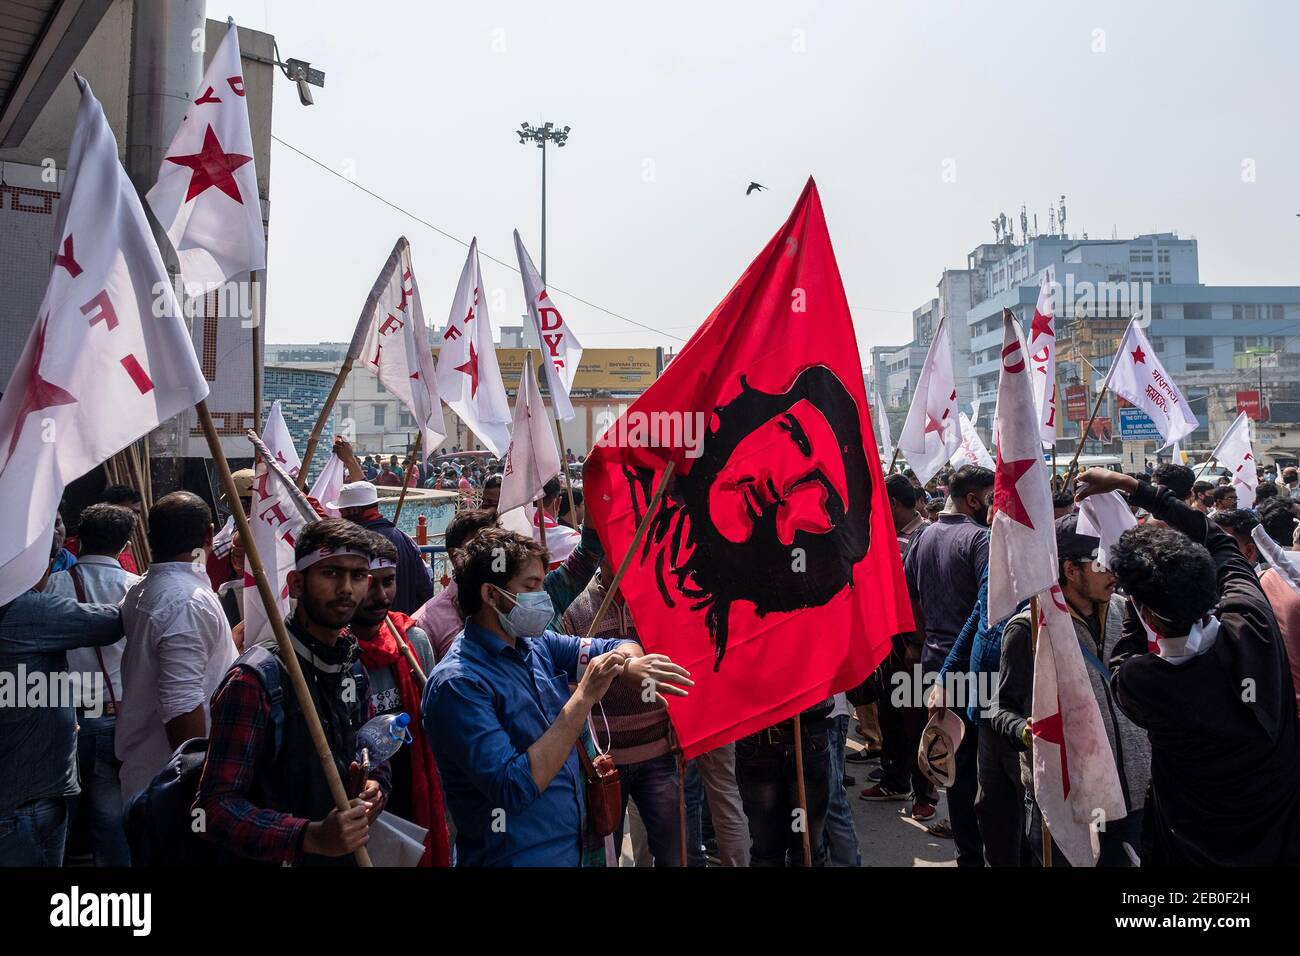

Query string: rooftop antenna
1048 206 1057 237
1020 204 1029 242
1058 194 1067 238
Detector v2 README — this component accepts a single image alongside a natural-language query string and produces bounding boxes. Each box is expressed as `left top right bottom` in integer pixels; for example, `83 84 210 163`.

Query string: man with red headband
350 532 450 866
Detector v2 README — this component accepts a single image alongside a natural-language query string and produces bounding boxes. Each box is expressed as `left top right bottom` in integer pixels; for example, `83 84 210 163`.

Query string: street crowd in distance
3 444 1299 867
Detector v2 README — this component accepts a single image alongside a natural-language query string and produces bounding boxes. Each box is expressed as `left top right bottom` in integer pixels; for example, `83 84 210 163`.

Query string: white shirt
116 561 236 800
44 554 140 712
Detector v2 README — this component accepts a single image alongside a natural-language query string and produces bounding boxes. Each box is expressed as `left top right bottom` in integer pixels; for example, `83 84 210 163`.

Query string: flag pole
793 712 813 866
298 356 355 489
251 270 263 431
1064 385 1108 485
385 613 427 688
887 448 901 474
581 460 676 641
199 401 372 867
391 432 422 528
1029 594 1053 869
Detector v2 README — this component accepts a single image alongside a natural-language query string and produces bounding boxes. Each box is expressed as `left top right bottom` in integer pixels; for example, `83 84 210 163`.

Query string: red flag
584 179 912 757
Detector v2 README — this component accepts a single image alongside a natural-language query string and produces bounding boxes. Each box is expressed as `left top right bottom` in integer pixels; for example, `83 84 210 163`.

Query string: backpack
124 645 287 866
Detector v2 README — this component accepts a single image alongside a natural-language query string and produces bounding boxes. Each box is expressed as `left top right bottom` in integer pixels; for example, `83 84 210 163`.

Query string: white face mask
491 585 555 639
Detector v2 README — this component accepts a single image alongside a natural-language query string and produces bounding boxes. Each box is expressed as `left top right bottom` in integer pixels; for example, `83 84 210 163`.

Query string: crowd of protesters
4 446 1300 867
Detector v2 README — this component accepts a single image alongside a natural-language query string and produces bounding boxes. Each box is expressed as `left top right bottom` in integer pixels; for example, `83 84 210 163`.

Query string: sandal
925 818 954 840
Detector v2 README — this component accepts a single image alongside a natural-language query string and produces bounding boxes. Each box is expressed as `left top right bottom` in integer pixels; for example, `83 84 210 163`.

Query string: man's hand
925 682 946 720
1073 468 1139 503
333 435 357 463
623 652 694 703
357 778 385 822
575 651 627 705
302 800 371 857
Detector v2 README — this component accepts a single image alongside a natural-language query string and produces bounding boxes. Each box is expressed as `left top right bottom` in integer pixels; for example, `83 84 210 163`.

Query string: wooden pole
677 749 688 868
1029 594 1052 869
385 613 427 689
251 270 263 432
198 401 372 867
391 432 422 528
793 712 813 867
1064 385 1109 486
887 448 901 475
299 356 355 489
581 460 676 641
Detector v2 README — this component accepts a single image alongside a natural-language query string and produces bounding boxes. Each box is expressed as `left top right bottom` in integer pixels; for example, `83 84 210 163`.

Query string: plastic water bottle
356 713 412 766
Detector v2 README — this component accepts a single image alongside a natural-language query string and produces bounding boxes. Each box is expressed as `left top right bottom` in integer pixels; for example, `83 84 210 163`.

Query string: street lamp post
517 121 570 285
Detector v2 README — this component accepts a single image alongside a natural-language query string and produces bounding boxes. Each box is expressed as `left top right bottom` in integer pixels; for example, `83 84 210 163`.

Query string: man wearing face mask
194 520 390 865
1075 468 1300 866
903 464 994 866
422 528 694 866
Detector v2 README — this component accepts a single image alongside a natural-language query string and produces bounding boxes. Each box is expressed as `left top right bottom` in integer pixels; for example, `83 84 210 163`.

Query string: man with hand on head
195 519 390 865
422 528 693 866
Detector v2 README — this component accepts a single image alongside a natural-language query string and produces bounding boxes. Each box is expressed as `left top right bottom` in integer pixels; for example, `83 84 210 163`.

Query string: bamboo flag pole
1029 595 1050 868
201 403 372 866
251 270 263 432
887 448 902 475
391 432 422 528
793 712 813 866
581 460 676 641
299 356 355 490
1064 382 1109 486
385 613 427 688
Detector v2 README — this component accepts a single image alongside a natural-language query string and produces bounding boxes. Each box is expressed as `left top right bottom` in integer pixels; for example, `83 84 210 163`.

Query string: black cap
1055 513 1099 562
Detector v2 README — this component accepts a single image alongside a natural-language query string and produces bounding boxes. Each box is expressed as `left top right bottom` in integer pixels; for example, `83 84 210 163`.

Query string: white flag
262 400 301 479
1028 276 1058 447
1211 411 1257 509
0 76 209 604
1103 318 1198 448
1075 491 1137 570
513 230 582 421
243 423 312 649
435 239 511 457
950 412 994 470
497 360 561 515
873 387 894 462
308 453 347 518
359 238 446 452
987 311 1057 624
970 398 982 428
146 19 265 288
1032 585 1127 866
898 315 961 484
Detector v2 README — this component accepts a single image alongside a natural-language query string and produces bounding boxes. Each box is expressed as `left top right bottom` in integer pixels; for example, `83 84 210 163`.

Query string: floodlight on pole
517 121 571 284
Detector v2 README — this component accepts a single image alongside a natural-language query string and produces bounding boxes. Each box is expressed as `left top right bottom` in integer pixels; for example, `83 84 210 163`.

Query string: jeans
685 744 751 867
615 754 681 867
0 797 70 867
949 717 984 867
68 715 130 867
824 714 862 866
974 723 1026 866
735 722 831 867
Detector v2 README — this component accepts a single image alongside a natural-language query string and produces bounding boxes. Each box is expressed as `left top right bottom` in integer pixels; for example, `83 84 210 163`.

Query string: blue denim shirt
937 568 1025 725
0 589 123 817
421 619 629 866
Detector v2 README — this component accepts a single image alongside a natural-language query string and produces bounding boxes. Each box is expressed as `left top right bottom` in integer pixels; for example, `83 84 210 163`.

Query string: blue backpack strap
236 645 287 760
1078 643 1109 679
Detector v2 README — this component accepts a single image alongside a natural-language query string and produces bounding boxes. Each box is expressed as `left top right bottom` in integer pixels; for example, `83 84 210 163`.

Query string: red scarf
356 611 451 867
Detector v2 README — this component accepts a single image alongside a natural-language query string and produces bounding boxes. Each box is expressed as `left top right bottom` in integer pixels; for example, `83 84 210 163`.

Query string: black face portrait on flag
624 364 872 669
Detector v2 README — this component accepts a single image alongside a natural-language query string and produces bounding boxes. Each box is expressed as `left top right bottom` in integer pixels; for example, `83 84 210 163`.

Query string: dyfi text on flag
146 18 265 289
435 239 511 457
986 310 1057 624
0 76 208 604
359 238 446 453
513 230 582 422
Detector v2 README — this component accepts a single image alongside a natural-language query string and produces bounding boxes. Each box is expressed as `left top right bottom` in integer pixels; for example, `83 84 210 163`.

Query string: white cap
918 708 966 789
326 480 379 511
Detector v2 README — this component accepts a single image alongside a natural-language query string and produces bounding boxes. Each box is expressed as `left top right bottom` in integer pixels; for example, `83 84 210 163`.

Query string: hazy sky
211 0 1300 360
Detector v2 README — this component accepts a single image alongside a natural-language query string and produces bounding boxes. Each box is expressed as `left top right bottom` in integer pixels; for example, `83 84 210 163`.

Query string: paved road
843 733 957 867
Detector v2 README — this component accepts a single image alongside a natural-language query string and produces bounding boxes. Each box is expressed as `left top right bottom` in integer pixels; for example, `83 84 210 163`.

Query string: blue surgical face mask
491 585 555 639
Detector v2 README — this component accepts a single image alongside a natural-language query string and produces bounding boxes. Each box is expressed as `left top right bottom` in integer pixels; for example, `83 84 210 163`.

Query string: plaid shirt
194 642 388 864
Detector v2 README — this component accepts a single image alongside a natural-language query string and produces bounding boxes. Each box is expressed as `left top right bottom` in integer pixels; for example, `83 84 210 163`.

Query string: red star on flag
1131 345 1146 364
455 342 481 398
165 124 253 203
1031 705 1069 798
991 448 1037 529
6 314 78 458
1030 307 1053 343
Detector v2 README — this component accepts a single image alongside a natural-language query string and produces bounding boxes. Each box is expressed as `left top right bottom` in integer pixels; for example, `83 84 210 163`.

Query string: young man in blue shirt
423 527 692 866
